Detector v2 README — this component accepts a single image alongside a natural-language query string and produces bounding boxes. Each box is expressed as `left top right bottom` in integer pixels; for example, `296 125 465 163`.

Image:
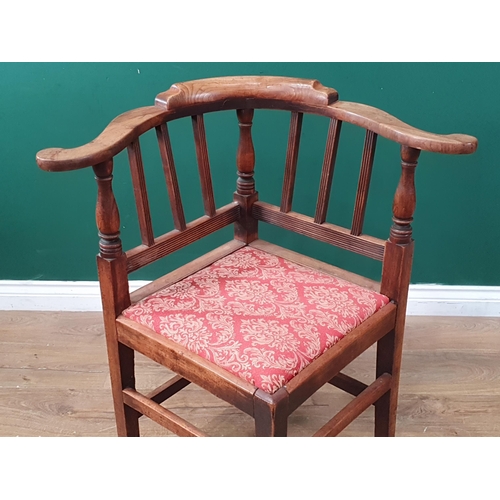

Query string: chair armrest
36 106 169 172
36 79 477 174
330 101 477 155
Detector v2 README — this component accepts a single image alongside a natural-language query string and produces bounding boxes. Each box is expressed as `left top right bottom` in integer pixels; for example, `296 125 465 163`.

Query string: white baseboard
406 285 500 317
0 281 499 317
0 281 148 313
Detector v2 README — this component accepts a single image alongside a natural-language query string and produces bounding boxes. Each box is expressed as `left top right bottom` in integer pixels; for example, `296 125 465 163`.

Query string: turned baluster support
236 108 256 195
93 159 136 436
389 145 420 245
234 108 258 243
377 145 420 437
93 159 123 259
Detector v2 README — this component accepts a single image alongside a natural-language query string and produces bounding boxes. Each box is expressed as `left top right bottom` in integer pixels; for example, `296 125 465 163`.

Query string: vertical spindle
280 111 303 213
314 119 342 224
127 139 155 246
192 114 216 216
351 130 377 235
156 123 187 231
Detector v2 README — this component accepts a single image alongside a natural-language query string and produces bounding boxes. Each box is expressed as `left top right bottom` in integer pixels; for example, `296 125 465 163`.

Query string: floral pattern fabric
123 246 390 394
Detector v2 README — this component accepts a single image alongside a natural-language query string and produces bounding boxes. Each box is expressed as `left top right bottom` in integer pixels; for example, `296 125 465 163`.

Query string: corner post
376 145 420 437
93 159 139 436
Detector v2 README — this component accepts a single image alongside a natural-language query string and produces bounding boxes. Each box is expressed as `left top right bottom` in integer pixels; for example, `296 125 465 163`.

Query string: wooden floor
0 311 499 437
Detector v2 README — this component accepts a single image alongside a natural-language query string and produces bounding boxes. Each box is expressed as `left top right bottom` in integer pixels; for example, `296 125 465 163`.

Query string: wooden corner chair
36 76 477 437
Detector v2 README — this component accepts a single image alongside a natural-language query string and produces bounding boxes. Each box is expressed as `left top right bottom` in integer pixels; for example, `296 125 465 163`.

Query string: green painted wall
1 63 498 285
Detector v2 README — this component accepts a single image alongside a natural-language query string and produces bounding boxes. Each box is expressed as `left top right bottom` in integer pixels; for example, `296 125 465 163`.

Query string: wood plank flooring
0 311 498 437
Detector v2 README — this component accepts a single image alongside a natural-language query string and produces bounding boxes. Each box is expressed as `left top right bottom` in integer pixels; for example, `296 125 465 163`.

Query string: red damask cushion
123 246 390 394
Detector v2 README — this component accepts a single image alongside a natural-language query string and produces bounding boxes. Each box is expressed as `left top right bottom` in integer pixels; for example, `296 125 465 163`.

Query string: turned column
376 144 420 437
234 108 258 243
381 143 421 305
389 145 420 245
93 159 123 260
93 159 138 436
92 157 130 315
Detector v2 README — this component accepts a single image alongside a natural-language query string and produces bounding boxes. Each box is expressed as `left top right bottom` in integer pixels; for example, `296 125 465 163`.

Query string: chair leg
107 341 140 437
254 388 289 437
97 255 139 435
374 328 403 437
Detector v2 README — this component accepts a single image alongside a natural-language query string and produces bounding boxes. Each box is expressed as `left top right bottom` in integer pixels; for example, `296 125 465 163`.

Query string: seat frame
36 76 477 436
